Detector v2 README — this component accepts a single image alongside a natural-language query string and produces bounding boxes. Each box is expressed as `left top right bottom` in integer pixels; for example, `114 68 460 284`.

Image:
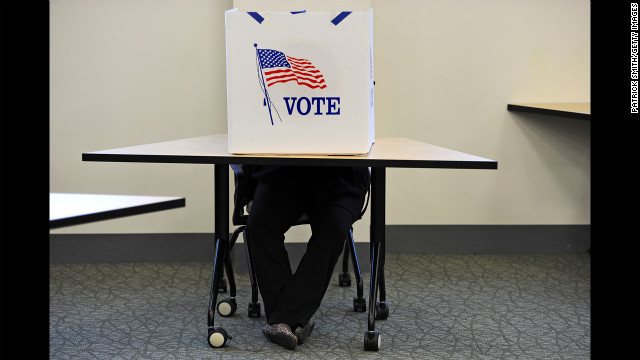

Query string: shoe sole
262 329 297 350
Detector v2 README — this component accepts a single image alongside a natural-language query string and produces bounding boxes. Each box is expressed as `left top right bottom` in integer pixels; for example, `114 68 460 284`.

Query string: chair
213 164 368 323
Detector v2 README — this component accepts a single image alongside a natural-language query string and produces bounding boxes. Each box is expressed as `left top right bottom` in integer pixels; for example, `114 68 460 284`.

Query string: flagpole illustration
255 43 277 125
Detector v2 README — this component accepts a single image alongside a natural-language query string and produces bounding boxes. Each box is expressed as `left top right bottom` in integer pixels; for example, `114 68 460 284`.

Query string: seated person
245 165 370 349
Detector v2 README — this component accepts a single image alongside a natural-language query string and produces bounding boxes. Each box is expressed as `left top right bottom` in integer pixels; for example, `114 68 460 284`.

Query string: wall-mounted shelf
507 103 590 121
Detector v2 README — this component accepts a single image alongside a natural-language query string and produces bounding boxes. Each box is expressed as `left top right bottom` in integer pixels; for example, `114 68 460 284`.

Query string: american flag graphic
257 48 327 89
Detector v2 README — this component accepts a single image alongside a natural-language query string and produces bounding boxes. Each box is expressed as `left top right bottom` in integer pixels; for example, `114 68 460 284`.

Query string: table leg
364 166 385 351
375 241 389 320
207 164 231 348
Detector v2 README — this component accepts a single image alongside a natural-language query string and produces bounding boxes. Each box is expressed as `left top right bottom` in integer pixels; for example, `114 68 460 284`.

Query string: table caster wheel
339 272 351 286
216 297 237 317
375 301 389 320
364 330 381 351
208 326 231 348
248 302 261 317
218 278 228 293
353 297 366 312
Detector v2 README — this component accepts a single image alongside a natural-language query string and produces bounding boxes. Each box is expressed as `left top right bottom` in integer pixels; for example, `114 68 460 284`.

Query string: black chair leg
225 227 244 297
347 228 366 312
339 237 352 287
242 227 262 317
218 227 242 294
374 242 388 320
215 227 242 317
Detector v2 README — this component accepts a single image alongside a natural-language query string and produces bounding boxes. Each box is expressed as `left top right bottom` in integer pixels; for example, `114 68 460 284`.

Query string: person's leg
245 180 308 323
267 201 358 328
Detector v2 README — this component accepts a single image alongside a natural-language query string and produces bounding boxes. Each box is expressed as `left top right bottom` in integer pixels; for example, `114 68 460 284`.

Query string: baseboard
384 224 590 254
49 225 591 269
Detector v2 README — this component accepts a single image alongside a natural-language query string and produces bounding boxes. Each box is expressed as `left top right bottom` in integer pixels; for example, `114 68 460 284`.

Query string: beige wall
49 0 590 239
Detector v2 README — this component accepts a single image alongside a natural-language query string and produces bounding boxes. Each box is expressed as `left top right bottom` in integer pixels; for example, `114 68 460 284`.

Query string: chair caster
208 326 231 348
218 278 227 293
339 272 351 286
248 302 261 317
375 301 389 320
364 330 381 351
216 297 237 317
353 297 366 312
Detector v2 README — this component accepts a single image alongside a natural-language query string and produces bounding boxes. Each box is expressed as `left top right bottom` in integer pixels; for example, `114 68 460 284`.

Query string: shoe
262 324 298 350
294 320 315 345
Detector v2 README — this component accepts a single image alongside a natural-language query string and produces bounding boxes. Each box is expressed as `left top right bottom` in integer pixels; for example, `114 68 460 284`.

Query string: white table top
82 134 497 169
50 193 185 229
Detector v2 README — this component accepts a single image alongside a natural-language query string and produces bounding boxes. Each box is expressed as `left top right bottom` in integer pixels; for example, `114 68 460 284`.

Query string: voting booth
225 8 375 154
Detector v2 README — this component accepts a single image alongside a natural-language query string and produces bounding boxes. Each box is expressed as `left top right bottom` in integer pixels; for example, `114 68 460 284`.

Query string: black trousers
246 168 367 328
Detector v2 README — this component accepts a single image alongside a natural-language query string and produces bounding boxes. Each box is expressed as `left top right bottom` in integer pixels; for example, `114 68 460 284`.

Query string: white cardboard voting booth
225 8 375 154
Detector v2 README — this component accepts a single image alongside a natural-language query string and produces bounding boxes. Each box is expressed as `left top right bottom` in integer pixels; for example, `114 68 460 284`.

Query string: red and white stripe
264 56 327 89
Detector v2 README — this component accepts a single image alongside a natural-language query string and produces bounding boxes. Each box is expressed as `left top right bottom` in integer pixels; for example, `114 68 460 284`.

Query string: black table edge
507 104 590 121
50 197 186 229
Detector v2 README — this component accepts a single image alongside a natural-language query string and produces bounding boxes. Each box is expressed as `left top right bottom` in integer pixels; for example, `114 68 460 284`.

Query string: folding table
82 134 497 350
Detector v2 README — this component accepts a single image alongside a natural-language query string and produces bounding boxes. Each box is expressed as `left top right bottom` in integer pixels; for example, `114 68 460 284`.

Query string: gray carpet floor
49 253 590 359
